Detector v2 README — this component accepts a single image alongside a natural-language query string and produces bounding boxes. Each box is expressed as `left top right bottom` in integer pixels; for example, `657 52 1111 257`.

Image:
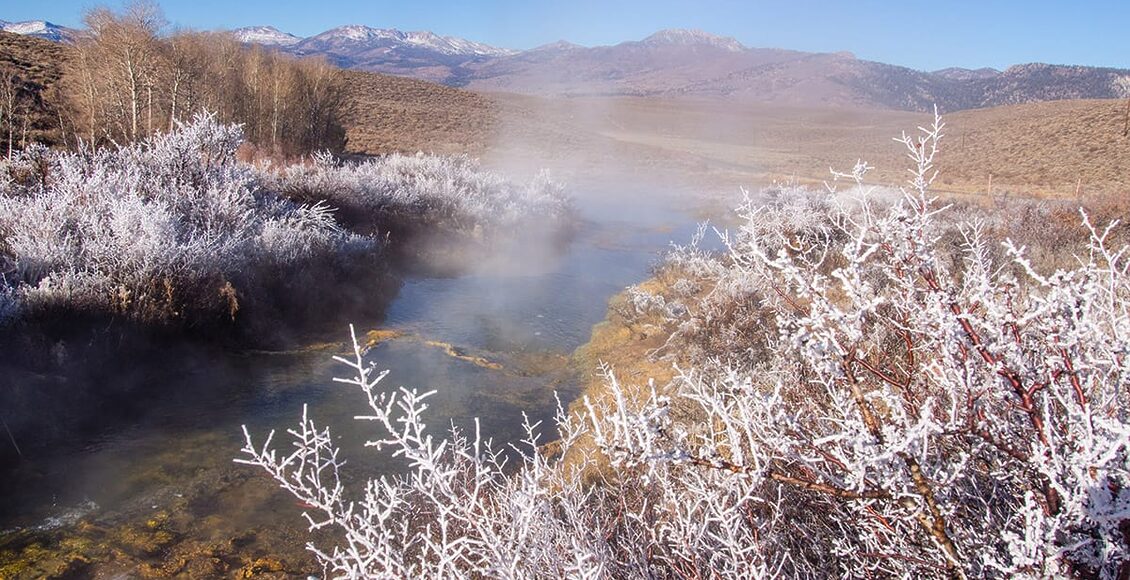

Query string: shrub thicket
271 152 568 236
242 113 1130 578
0 114 363 325
0 114 566 330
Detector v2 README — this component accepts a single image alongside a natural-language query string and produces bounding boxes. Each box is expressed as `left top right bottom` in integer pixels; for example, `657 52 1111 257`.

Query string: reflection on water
0 186 708 576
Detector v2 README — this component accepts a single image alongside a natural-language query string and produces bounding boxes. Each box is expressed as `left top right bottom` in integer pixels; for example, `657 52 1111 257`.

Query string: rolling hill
0 30 67 147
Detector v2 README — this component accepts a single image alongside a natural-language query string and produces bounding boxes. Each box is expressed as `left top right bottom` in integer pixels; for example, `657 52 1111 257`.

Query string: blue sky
1 0 1125 71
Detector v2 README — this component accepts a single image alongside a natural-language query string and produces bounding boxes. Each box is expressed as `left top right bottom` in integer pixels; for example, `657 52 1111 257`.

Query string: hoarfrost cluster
0 114 366 324
270 152 569 234
0 114 565 326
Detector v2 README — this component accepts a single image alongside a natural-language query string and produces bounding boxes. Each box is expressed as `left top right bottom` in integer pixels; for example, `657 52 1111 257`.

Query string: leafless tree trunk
146 83 153 136
271 73 281 150
19 105 29 149
1 70 16 158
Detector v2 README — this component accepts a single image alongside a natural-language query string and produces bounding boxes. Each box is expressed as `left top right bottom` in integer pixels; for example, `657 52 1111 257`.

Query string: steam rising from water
0 86 749 572
0 165 716 578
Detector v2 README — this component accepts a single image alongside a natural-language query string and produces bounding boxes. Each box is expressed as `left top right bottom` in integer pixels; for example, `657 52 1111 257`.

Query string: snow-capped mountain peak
296 24 514 57
640 29 745 52
309 25 413 44
429 34 517 57
2 20 74 43
325 24 387 42
232 26 301 46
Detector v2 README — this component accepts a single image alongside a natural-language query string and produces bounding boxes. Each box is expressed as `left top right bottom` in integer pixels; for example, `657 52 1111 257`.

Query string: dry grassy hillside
939 100 1130 197
0 32 64 86
486 95 1129 199
0 31 67 147
339 69 498 157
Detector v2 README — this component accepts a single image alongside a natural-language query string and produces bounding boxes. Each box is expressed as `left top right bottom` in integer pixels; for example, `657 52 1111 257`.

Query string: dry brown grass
563 278 681 478
0 32 64 85
0 31 67 147
939 100 1130 198
472 95 1129 201
338 69 498 157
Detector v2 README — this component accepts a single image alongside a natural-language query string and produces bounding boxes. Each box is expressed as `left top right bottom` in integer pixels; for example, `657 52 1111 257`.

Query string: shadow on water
0 183 711 576
0 253 402 470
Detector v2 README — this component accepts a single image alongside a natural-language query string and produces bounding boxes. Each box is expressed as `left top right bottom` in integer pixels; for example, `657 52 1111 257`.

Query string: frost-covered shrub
270 152 569 236
243 112 1130 578
0 114 569 328
240 330 609 578
597 112 1130 577
0 114 368 325
624 284 667 317
0 143 53 192
241 328 787 578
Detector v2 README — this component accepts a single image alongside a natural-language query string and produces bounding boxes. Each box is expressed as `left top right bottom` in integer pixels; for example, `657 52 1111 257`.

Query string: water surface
0 184 709 576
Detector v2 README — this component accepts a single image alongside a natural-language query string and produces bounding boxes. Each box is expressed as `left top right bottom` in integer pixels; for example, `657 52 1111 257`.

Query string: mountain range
0 20 78 43
232 25 517 84
4 18 1128 113
229 25 1130 112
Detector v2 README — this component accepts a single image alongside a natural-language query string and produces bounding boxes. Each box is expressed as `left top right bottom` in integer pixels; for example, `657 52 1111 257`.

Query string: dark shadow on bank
0 253 399 472
0 217 576 472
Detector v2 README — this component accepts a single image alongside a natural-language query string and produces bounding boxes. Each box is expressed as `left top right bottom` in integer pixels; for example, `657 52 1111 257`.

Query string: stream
0 184 711 577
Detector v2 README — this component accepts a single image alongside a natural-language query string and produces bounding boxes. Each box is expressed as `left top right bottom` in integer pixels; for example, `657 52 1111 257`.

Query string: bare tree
58 4 344 155
0 66 17 158
73 1 165 142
